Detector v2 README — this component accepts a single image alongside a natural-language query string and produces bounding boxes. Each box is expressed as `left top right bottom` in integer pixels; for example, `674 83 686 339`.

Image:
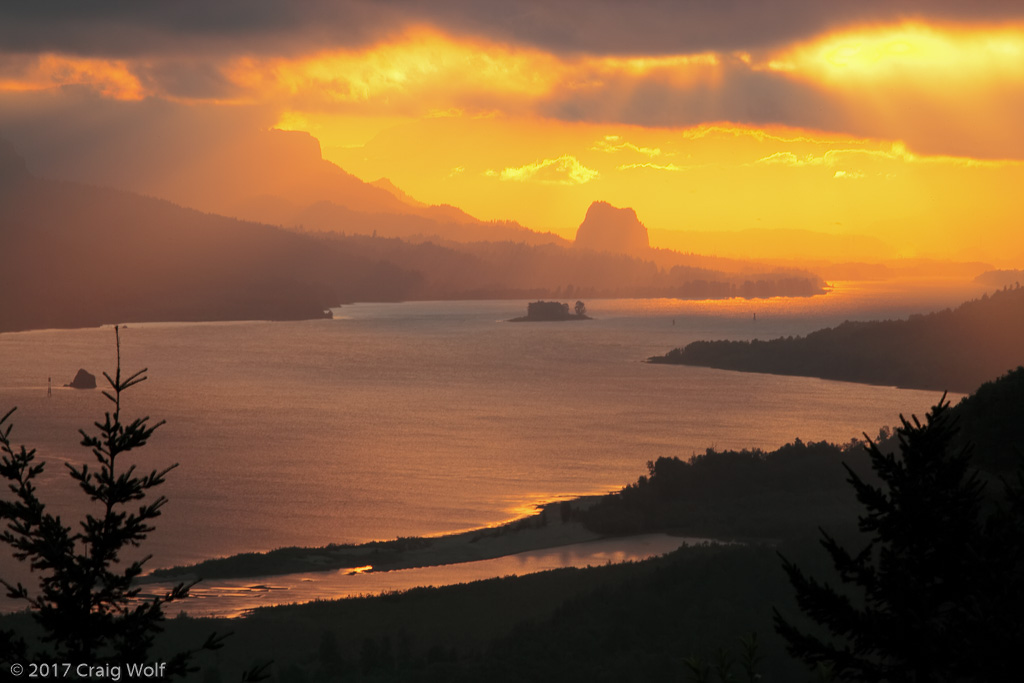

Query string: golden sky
1 2 1022 265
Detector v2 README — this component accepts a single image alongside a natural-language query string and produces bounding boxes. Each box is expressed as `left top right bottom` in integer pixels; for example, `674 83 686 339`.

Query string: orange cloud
616 162 682 172
8 19 1022 159
583 52 723 90
253 28 730 125
766 22 1024 158
681 123 863 146
496 155 599 185
773 22 1024 84
0 54 144 100
264 31 733 148
591 135 663 157
229 28 567 118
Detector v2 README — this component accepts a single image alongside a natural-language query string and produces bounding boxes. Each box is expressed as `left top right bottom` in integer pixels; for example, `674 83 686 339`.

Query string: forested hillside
582 367 1024 541
649 287 1024 393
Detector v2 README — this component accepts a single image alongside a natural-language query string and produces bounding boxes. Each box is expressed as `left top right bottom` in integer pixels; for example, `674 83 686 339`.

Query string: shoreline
143 498 606 584
143 532 699 619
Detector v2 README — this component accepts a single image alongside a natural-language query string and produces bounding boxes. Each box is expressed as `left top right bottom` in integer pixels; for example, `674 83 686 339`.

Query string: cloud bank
2 1 1022 57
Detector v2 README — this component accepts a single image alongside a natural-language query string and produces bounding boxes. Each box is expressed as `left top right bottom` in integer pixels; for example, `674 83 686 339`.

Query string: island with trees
508 300 591 322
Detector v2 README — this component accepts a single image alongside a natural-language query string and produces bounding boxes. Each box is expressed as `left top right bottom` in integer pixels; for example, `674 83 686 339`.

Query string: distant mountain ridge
95 127 566 247
370 177 428 208
1 138 830 334
0 146 416 333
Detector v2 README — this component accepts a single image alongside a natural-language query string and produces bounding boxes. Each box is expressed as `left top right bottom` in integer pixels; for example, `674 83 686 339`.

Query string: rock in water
574 201 650 257
66 369 97 389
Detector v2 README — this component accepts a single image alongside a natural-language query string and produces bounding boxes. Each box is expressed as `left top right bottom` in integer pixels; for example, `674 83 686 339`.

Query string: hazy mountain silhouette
159 129 409 218
0 142 422 333
114 128 565 247
574 201 650 257
369 177 428 208
1 139 831 333
571 202 827 283
283 198 568 246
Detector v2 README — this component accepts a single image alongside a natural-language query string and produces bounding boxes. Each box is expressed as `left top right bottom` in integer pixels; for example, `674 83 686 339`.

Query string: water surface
0 283 981 586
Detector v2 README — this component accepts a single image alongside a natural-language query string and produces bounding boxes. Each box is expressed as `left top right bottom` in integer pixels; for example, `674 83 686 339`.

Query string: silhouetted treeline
581 440 867 540
649 286 1024 393
147 536 434 582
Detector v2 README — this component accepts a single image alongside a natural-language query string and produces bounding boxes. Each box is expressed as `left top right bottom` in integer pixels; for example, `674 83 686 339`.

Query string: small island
509 300 591 322
65 369 97 389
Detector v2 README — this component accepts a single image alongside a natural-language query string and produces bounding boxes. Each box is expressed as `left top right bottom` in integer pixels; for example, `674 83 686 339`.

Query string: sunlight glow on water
0 283 982 590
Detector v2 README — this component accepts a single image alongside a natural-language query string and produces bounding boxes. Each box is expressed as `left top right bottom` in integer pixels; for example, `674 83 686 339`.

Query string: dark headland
647 286 1024 394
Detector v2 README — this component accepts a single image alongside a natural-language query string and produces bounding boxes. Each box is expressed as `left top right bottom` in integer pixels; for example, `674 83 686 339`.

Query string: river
0 278 984 612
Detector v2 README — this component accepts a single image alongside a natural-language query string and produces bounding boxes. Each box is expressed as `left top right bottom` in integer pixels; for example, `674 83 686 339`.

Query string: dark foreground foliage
0 329 266 680
775 396 1024 682
948 366 1024 473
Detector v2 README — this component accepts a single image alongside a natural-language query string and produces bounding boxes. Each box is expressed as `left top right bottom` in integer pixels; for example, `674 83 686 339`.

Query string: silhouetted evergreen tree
774 397 1024 682
0 327 267 680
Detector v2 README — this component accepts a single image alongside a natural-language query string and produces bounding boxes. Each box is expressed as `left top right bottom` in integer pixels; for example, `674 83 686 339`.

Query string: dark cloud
538 61 847 132
535 55 1024 160
0 1 396 58
3 2 1022 161
136 61 242 100
436 0 1024 55
1 1 1021 59
0 88 274 183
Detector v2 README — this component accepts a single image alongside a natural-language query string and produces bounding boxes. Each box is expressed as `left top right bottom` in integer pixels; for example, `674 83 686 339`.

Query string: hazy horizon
1 1 1023 268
